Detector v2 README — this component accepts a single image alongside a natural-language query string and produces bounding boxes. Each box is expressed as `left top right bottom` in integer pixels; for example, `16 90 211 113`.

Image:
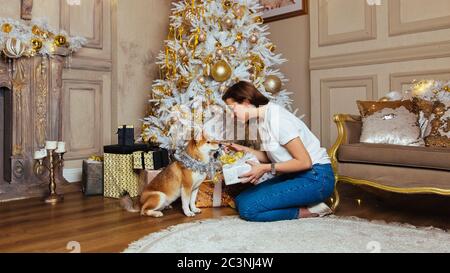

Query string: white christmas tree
141 0 292 149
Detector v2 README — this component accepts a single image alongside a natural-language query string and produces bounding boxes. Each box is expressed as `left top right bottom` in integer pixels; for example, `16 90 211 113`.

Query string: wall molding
390 69 450 91
62 79 103 160
60 0 103 49
320 75 377 147
318 0 377 47
310 40 450 70
389 0 450 36
66 57 112 72
63 168 83 183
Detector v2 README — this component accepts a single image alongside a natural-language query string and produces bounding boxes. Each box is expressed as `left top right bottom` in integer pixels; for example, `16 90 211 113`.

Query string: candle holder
34 148 65 204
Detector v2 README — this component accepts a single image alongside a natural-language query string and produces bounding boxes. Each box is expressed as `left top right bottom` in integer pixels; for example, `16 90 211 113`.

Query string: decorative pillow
357 100 423 146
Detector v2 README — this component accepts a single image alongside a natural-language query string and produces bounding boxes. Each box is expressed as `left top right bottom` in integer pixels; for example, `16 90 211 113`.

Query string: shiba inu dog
121 137 221 217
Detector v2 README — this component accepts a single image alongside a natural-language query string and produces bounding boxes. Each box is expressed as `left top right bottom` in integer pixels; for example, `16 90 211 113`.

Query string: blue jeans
235 164 335 222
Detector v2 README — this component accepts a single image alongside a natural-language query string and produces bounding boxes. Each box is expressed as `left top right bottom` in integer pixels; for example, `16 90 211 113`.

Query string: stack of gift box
81 125 170 198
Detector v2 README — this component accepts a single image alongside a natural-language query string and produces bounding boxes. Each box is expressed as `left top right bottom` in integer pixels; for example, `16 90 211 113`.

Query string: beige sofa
329 114 450 210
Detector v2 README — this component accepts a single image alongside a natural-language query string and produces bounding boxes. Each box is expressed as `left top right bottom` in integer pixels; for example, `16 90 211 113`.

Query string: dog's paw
183 210 196 217
191 207 202 214
145 210 164 218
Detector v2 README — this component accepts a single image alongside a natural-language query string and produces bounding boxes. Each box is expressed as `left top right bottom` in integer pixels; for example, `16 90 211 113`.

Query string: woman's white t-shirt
258 102 331 165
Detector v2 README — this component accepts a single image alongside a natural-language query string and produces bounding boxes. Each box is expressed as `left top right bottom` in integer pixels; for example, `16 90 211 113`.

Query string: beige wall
310 0 450 148
112 0 171 132
268 15 311 126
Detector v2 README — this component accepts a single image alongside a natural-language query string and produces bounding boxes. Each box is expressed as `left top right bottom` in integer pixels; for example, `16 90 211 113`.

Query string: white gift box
222 153 275 186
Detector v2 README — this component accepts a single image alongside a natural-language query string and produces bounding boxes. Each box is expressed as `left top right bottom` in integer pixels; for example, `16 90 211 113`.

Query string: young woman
222 81 335 222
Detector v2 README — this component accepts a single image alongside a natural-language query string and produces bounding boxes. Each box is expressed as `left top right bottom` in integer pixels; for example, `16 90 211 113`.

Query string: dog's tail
119 192 140 213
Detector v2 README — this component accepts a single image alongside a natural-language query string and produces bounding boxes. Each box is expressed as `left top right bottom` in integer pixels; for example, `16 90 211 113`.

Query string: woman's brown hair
222 81 269 107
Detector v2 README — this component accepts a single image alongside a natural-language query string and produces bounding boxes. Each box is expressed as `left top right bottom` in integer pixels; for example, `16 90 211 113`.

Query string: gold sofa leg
331 179 340 211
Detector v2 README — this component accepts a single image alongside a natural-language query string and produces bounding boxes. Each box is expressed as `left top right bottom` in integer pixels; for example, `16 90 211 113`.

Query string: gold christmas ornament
232 4 246 18
2 23 12 33
379 97 389 102
236 32 243 42
222 0 233 10
178 48 187 57
198 76 206 85
216 48 224 57
211 60 232 82
254 16 264 24
223 17 234 29
177 76 190 89
3 38 26 59
266 43 276 52
32 25 42 35
183 9 196 27
54 35 67 47
31 38 43 52
264 75 282 94
227 45 236 54
249 34 258 44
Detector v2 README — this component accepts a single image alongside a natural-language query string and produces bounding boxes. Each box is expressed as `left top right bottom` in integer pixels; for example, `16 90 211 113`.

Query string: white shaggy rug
123 216 450 253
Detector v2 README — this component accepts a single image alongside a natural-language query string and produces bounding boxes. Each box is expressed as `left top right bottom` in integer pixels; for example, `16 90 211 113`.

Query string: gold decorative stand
34 149 65 204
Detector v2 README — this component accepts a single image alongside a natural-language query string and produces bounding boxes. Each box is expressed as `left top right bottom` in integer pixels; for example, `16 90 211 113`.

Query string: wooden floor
1 183 449 253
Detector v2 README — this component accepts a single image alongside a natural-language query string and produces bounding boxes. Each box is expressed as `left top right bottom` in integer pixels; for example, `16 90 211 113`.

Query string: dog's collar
173 149 220 179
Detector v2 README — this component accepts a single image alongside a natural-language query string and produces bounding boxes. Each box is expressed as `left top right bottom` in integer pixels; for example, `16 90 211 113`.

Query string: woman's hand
222 143 248 153
239 161 270 184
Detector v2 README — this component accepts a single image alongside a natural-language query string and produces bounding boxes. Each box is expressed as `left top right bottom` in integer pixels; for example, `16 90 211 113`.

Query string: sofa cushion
338 143 450 171
337 163 450 191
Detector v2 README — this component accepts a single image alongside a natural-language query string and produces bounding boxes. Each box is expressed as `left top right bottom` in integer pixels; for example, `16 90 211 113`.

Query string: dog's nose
213 151 220 159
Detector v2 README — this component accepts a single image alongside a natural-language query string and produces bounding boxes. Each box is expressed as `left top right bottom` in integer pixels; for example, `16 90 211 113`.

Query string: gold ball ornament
32 25 42 36
266 43 276 52
254 16 264 24
232 4 246 18
178 48 187 57
236 32 243 42
3 38 26 59
31 38 43 52
2 23 13 33
183 9 196 27
198 76 206 85
54 35 67 47
249 34 258 44
264 75 282 94
227 45 236 54
211 60 232 82
379 97 390 102
216 48 224 57
222 0 233 10
223 17 234 29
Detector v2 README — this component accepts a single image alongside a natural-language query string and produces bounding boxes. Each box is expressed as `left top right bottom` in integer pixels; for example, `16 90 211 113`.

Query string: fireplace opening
0 87 12 183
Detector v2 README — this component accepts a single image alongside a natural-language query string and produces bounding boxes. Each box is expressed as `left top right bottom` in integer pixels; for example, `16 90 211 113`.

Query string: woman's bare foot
298 208 319 219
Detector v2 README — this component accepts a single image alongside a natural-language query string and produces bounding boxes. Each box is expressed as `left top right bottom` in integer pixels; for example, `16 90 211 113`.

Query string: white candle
56 142 66 154
45 141 58 150
34 149 47 160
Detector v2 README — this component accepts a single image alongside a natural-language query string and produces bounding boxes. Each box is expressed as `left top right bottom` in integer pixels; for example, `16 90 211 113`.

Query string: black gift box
117 125 135 146
104 144 170 170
